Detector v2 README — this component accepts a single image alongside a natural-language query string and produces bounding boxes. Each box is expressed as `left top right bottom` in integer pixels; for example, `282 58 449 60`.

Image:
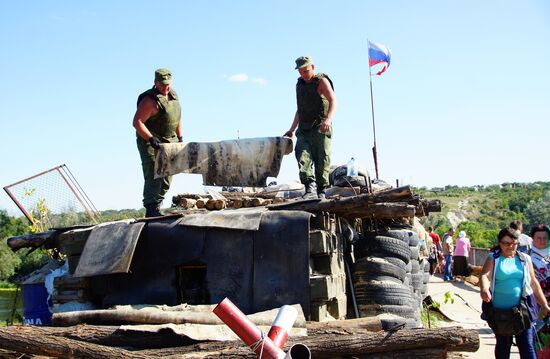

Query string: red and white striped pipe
268 305 298 348
213 298 285 359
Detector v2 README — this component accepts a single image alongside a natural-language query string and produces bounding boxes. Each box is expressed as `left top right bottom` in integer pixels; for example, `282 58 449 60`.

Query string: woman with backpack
479 227 550 358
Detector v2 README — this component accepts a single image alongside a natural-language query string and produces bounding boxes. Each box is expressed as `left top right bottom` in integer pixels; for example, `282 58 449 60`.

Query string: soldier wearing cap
284 56 337 199
133 68 182 217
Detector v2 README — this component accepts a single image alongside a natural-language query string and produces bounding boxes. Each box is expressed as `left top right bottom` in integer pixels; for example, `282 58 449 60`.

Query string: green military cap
295 56 313 69
155 68 172 84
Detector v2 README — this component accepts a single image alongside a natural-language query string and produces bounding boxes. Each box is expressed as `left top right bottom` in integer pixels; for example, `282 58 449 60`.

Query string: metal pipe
213 298 285 359
284 344 311 359
267 305 297 348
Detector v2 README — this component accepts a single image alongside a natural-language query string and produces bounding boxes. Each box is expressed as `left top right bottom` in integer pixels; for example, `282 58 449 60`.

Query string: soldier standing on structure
284 56 337 199
133 68 182 217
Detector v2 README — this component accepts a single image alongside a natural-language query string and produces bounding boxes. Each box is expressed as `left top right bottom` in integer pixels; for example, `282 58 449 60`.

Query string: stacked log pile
172 194 286 211
268 185 441 219
171 186 441 218
0 323 478 358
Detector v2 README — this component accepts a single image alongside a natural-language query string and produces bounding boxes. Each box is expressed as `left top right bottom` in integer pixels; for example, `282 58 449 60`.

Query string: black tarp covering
89 210 311 317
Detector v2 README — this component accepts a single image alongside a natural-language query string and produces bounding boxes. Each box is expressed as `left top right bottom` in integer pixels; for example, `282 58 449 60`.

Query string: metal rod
61 165 101 223
367 39 380 180
3 165 64 188
3 186 34 225
56 167 98 224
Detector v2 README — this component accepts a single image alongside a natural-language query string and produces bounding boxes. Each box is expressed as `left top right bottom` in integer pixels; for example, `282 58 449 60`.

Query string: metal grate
3 164 101 230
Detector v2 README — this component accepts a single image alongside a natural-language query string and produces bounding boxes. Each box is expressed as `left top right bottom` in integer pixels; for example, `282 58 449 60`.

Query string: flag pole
368 40 380 180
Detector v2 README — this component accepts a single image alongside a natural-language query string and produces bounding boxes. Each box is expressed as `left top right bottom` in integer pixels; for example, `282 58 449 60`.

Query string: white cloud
228 73 249 82
252 78 267 86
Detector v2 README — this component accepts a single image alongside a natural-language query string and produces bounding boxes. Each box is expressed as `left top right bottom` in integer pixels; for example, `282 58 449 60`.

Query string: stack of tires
353 227 427 329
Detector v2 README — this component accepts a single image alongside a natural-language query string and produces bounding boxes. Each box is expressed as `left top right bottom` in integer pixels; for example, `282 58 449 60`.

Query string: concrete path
427 274 520 358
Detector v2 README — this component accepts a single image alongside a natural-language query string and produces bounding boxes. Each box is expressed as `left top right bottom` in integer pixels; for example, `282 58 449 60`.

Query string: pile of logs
268 185 441 219
0 321 478 358
172 194 286 210
171 186 441 219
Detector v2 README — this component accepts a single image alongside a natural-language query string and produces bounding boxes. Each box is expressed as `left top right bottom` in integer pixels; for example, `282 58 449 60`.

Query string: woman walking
479 227 550 358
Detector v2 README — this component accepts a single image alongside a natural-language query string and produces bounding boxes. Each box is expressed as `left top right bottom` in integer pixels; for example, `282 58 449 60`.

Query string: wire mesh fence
3 164 101 230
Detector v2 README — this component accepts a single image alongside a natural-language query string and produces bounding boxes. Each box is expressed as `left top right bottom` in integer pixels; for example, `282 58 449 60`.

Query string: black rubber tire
333 176 367 187
365 236 411 263
354 274 403 285
368 254 407 271
354 280 412 297
410 259 420 274
330 165 369 186
383 257 407 271
408 234 419 247
411 272 423 289
419 258 430 272
409 246 419 260
354 257 407 282
423 272 430 284
378 229 414 243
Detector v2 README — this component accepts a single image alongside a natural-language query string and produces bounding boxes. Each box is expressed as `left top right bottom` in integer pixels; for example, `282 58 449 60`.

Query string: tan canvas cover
154 137 293 186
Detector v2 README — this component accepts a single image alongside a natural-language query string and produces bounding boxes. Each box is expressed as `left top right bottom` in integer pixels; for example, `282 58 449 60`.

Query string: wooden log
306 317 382 333
250 198 265 207
0 324 192 350
232 199 243 209
424 199 442 213
136 325 478 358
214 200 226 210
205 199 217 210
52 307 305 327
243 197 254 207
6 230 58 252
346 203 416 219
0 325 144 359
0 325 478 358
195 198 207 209
267 186 414 215
177 198 197 210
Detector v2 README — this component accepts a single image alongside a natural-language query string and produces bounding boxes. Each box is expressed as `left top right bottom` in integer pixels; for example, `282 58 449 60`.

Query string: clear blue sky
1 1 549 215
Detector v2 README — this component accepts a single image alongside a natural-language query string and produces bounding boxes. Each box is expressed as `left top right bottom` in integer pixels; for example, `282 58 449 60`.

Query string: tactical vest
136 87 181 141
296 73 334 129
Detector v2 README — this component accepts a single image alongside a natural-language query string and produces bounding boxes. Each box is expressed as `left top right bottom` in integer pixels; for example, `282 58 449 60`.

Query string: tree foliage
525 191 550 231
417 182 550 249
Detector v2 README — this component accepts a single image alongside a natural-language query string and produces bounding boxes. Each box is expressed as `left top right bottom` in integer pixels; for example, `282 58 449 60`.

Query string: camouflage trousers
136 137 173 207
295 126 332 192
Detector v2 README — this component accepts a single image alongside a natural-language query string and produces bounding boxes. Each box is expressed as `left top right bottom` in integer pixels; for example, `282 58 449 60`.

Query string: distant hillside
414 182 550 248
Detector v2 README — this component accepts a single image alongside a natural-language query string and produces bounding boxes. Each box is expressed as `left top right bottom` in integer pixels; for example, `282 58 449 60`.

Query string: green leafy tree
0 210 27 280
525 191 550 230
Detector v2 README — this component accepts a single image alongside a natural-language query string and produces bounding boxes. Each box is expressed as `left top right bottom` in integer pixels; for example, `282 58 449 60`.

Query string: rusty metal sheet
154 136 293 186
74 220 145 277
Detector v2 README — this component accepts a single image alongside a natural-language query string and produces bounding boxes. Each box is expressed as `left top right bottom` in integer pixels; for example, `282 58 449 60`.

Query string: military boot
302 181 318 199
317 187 327 200
145 203 162 217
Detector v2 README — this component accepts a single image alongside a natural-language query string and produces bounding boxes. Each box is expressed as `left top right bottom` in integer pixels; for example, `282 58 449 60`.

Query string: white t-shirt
518 233 533 249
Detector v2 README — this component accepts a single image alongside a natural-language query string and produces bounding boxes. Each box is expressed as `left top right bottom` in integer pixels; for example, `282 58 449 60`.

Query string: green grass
421 307 449 328
0 288 23 326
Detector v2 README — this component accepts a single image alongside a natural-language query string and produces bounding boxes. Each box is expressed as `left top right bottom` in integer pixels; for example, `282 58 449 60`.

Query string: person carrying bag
479 227 550 358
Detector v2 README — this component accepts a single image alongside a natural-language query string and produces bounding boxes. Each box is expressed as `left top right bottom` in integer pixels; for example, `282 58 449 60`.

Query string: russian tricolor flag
368 41 391 76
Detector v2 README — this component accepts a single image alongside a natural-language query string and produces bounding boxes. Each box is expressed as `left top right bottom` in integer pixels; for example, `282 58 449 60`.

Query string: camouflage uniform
295 73 333 194
136 87 181 208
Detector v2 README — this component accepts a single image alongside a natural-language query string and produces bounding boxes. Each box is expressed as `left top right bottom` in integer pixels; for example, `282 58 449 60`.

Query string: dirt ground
427 274 521 358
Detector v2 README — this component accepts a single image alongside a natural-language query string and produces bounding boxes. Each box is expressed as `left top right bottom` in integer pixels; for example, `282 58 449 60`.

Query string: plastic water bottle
347 157 358 177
